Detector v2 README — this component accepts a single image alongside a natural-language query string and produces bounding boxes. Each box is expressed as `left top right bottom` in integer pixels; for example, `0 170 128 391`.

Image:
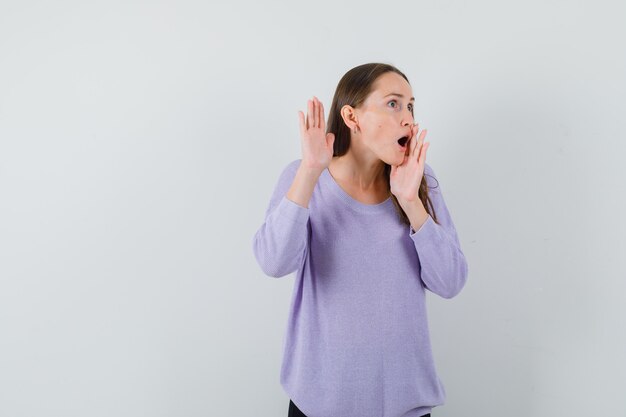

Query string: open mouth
397 136 409 150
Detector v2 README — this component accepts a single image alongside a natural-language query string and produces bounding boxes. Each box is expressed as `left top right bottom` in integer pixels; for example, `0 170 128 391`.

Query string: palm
390 125 429 204
298 96 335 171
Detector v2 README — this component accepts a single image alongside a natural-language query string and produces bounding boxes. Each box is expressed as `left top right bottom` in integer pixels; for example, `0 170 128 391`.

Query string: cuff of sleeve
276 195 310 224
409 215 437 246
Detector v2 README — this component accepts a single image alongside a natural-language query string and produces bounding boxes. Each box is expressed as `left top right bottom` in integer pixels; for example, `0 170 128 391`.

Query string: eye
408 103 414 112
388 99 399 109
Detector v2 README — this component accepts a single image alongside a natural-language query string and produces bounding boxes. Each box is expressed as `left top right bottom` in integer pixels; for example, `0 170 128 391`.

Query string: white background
1 1 625 416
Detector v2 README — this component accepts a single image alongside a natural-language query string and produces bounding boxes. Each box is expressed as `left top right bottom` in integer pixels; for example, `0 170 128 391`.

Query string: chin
384 153 405 166
376 155 391 164
373 149 403 167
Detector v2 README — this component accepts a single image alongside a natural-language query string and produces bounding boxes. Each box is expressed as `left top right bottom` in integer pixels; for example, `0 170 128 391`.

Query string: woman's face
351 72 415 166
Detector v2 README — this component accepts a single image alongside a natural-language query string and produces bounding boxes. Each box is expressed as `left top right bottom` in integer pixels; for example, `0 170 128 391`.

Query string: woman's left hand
390 123 430 207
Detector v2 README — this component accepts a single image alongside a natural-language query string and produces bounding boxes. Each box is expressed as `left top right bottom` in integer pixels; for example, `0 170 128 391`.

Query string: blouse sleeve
252 159 310 278
409 163 469 298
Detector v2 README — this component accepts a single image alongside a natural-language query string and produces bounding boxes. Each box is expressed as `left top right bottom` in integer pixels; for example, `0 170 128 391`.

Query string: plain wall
1 0 625 416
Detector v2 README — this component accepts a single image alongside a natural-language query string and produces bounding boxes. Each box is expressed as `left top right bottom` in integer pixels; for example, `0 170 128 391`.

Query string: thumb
326 132 335 148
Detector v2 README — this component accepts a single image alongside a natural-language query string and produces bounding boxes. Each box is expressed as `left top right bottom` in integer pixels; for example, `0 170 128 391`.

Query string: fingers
410 126 428 160
410 126 419 157
417 130 429 167
326 132 335 151
419 129 427 147
417 130 427 160
304 97 325 130
411 122 418 145
298 111 305 136
419 140 430 165
313 96 319 128
307 99 314 129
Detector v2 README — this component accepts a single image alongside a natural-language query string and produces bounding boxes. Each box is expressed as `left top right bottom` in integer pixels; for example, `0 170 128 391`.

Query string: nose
401 107 414 126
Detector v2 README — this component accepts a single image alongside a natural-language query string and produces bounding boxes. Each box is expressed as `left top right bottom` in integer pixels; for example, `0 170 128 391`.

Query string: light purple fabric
252 159 468 417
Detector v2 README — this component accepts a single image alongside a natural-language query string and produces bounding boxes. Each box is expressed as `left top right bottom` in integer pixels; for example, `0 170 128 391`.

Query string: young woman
252 63 468 417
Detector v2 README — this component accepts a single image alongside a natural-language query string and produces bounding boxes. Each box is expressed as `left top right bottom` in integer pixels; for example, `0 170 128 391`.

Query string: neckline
320 167 393 214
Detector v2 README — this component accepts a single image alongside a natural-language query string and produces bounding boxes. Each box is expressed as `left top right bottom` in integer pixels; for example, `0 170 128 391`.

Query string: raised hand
390 123 430 207
297 96 335 172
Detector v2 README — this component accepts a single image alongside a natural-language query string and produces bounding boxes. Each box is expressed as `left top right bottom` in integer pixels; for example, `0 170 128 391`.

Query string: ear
340 104 359 131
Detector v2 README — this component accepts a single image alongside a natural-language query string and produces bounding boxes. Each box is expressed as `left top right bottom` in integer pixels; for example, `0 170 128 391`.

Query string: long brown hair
326 63 440 226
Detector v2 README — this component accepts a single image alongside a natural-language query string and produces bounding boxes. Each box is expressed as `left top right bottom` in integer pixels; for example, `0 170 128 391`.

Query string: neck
328 151 387 192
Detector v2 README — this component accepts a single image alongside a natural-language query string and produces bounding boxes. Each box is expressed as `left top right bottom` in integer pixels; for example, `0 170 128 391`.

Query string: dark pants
289 400 431 417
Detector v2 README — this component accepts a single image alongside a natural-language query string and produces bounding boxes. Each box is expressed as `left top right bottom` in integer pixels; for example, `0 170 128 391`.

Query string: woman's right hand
298 96 335 172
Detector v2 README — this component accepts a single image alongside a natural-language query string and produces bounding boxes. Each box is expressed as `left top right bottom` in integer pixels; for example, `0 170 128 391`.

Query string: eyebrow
384 93 415 101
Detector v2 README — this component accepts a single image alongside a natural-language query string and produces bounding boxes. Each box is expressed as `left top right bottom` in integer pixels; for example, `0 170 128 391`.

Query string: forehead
369 72 413 98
